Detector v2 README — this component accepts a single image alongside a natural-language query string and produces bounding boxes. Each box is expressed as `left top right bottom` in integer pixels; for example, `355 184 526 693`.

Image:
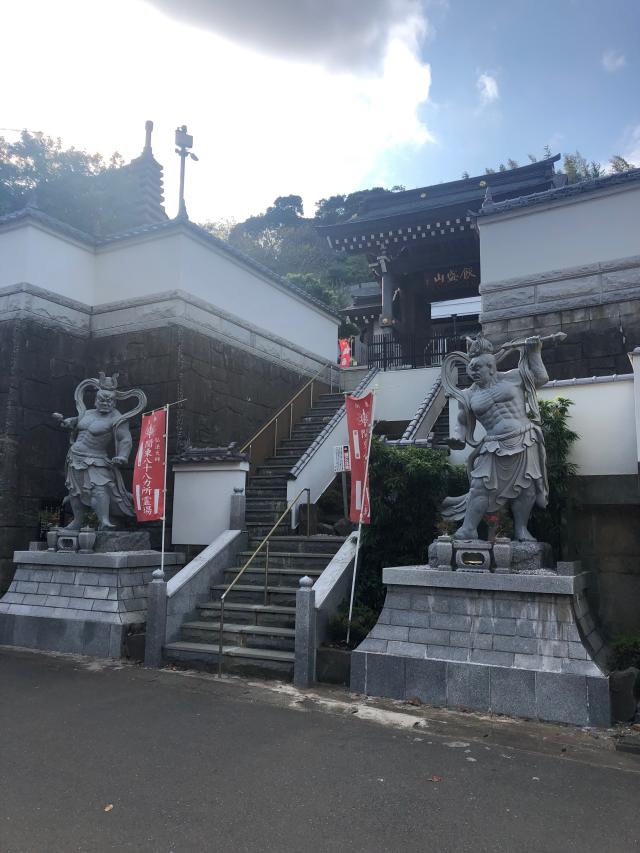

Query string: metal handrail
217 486 311 676
240 364 336 458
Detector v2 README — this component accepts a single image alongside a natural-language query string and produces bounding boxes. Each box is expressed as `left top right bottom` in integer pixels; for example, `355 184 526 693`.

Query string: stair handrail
218 486 311 677
240 363 337 470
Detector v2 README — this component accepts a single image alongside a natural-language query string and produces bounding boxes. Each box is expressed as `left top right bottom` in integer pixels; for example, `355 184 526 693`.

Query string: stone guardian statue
441 333 565 542
53 373 147 531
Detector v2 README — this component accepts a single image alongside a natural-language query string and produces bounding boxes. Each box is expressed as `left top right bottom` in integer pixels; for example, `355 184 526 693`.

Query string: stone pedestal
428 538 553 573
351 566 610 727
0 549 184 658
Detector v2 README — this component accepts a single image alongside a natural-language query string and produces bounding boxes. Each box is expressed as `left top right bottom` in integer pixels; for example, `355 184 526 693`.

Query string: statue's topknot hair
97 371 119 391
465 335 494 357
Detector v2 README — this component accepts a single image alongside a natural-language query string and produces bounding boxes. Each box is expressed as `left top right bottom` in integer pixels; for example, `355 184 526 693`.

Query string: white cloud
476 72 499 107
0 0 434 222
602 49 626 72
620 124 640 166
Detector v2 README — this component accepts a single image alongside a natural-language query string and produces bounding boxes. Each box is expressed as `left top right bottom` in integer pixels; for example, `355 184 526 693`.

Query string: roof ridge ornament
481 184 494 209
143 119 154 155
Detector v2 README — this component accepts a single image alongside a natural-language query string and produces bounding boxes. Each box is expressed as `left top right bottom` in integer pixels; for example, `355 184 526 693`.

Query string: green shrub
342 440 463 643
529 397 579 556
609 633 640 671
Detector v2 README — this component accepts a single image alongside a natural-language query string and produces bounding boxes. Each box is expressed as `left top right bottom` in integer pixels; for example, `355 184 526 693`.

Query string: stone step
246 523 292 538
246 535 344 555
198 601 296 628
255 464 295 477
245 509 290 522
265 454 301 465
211 583 298 605
236 550 332 569
163 641 295 679
180 621 295 651
247 474 287 486
222 565 322 587
245 488 288 500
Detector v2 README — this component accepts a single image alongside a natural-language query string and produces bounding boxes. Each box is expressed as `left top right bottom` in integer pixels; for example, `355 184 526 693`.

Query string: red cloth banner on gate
132 408 166 522
346 391 374 524
338 338 351 368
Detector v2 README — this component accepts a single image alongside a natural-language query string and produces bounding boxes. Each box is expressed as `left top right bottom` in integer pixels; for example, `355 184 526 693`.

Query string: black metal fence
367 333 467 370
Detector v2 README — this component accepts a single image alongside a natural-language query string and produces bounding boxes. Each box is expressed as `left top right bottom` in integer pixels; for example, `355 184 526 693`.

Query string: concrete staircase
164 392 346 678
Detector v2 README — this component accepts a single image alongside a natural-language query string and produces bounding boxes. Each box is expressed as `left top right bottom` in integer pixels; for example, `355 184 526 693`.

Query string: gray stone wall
0 317 308 594
352 577 610 726
571 503 640 637
481 257 640 379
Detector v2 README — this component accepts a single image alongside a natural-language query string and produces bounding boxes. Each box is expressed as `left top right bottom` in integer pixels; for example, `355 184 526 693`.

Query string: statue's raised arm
440 333 564 542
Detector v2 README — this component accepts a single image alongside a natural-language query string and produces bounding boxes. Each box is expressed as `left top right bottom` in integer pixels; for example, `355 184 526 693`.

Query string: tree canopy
0 130 143 235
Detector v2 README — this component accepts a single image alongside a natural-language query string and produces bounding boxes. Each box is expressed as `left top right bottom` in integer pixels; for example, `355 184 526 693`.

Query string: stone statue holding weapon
52 372 147 531
441 332 566 542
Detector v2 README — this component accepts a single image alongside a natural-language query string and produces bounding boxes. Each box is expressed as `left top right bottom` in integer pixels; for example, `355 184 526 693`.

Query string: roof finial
144 120 153 154
482 184 494 208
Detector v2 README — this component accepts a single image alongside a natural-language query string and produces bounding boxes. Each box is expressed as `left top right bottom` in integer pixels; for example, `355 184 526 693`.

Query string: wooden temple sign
425 265 479 287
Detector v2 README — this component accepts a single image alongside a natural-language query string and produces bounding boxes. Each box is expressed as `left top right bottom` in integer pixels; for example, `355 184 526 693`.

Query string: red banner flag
338 338 351 368
346 391 374 524
132 408 166 522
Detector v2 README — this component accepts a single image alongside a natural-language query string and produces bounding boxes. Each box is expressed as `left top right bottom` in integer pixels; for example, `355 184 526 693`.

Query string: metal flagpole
346 389 376 646
159 403 169 579
141 399 187 578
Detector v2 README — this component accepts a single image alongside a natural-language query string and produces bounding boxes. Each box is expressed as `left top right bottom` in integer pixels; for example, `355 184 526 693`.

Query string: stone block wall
352 576 610 727
480 256 640 379
360 584 604 676
0 317 309 594
571 503 640 637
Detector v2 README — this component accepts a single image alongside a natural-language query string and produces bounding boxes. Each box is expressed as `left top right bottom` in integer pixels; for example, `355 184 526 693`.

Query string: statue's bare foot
515 527 536 542
64 521 82 531
454 527 478 541
98 520 116 531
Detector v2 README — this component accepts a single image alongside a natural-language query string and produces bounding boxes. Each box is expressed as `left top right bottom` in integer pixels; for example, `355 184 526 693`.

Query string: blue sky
373 0 640 189
1 0 638 221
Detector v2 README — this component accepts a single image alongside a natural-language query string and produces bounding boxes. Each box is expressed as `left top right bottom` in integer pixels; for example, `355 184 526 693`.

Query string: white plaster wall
539 379 636 476
0 224 95 301
171 463 248 546
288 414 349 528
445 378 636 476
95 232 338 360
479 185 640 284
374 367 441 422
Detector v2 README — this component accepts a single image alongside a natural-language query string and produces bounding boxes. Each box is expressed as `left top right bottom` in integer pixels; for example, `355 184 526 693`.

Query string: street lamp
175 125 199 219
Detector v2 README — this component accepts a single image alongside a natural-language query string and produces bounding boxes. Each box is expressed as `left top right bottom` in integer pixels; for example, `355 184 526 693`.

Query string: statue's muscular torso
467 372 528 436
71 410 121 456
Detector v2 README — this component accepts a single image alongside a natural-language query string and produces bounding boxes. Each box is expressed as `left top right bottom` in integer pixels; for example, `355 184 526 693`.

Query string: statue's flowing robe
441 349 549 521
65 413 135 517
441 424 548 520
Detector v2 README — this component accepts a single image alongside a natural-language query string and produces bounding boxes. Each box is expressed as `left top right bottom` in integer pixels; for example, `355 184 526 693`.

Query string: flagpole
155 404 166 578
346 390 376 646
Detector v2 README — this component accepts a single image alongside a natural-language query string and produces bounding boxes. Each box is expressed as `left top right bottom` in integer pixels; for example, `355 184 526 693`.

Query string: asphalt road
1 647 639 853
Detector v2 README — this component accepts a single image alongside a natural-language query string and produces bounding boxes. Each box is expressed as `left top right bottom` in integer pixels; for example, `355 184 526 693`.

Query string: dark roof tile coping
476 168 640 218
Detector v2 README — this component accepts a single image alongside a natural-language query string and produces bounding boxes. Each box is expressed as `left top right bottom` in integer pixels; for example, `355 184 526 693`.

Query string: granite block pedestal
351 565 610 727
0 548 184 658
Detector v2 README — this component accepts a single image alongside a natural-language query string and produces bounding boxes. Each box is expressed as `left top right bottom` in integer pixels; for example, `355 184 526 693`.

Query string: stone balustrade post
230 487 246 530
294 576 316 688
144 569 167 668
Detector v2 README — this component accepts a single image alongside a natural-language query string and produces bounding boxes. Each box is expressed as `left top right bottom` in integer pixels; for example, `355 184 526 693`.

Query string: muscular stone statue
441 333 563 542
53 373 147 531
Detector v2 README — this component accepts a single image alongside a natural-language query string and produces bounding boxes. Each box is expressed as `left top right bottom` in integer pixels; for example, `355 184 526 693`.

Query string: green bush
529 397 579 556
609 633 640 671
342 440 463 643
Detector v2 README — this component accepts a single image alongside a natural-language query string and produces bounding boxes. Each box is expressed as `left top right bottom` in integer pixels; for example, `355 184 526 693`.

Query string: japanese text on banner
132 409 166 522
345 391 374 524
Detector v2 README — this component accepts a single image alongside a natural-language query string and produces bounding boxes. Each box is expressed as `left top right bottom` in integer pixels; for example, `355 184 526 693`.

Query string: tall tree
0 130 140 235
